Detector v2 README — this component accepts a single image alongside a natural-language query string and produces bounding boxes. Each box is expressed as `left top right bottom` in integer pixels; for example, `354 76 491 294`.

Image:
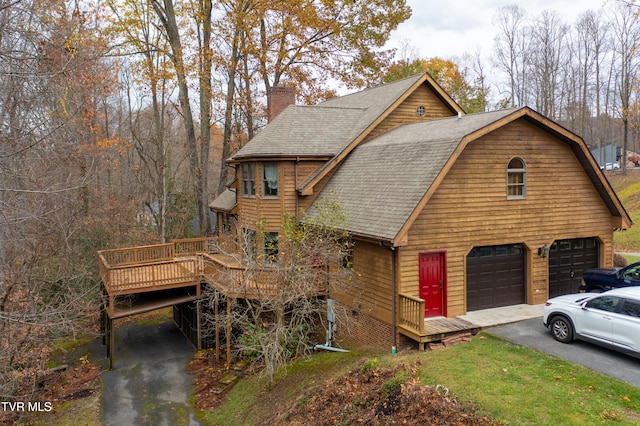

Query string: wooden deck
98 237 328 369
399 316 481 350
104 258 199 294
98 239 473 353
98 237 327 317
397 293 481 349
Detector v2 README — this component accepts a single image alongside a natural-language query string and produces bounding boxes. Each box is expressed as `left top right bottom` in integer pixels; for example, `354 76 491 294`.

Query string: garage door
548 237 599 298
467 244 525 311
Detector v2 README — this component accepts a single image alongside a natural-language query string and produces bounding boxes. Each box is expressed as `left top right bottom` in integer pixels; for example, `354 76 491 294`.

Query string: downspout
295 157 300 219
391 246 397 355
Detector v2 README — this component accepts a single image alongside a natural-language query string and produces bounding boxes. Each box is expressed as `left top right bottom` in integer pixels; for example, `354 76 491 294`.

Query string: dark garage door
548 237 599 298
467 244 525 311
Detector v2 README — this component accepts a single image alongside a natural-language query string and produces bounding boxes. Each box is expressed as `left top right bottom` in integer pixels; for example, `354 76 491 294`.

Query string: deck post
226 300 231 368
101 308 107 346
100 285 107 346
196 298 202 350
214 298 220 362
105 316 109 357
108 316 114 370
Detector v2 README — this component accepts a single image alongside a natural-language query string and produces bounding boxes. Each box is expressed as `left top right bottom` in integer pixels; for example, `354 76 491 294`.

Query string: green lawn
416 334 640 425
203 335 640 425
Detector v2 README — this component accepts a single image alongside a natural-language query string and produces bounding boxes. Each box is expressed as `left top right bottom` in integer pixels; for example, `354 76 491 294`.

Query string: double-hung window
242 163 256 197
262 163 278 197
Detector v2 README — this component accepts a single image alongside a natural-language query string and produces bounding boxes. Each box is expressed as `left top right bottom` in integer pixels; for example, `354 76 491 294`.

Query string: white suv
543 287 640 358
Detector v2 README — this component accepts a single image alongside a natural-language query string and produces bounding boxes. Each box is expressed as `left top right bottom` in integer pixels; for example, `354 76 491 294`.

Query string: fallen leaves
279 360 495 425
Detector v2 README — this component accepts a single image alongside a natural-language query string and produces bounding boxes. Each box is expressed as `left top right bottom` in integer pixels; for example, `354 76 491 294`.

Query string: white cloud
389 0 610 60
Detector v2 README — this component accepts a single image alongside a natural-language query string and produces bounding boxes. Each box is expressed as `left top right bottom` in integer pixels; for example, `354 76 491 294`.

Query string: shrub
614 253 628 267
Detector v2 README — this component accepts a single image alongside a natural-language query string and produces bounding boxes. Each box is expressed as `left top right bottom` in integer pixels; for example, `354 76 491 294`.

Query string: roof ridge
292 104 367 111
320 73 424 102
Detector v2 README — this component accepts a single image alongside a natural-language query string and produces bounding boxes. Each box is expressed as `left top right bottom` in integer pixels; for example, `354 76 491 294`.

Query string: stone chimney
267 85 296 122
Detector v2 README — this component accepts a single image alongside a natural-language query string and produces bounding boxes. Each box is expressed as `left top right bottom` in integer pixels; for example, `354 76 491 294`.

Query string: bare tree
150 0 212 235
201 197 353 383
0 0 129 410
492 5 528 107
527 10 570 119
107 0 190 242
574 9 611 159
609 2 640 172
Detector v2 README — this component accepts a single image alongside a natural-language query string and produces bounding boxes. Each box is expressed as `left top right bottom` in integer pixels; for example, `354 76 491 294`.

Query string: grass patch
204 335 640 425
26 395 102 426
201 350 369 425
47 336 95 368
130 307 173 326
621 254 640 265
416 334 640 425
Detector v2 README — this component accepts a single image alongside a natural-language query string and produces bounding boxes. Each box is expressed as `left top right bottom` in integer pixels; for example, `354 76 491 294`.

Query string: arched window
507 157 526 199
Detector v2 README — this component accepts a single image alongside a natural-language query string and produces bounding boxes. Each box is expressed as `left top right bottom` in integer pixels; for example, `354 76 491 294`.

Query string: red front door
419 252 445 317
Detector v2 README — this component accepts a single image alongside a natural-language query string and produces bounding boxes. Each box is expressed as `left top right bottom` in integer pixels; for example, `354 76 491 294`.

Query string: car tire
550 316 574 343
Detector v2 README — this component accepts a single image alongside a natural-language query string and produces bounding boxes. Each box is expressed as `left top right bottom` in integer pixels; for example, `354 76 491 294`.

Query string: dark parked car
579 262 640 293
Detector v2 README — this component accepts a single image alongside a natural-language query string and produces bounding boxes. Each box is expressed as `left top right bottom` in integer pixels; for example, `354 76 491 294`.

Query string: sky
388 0 611 61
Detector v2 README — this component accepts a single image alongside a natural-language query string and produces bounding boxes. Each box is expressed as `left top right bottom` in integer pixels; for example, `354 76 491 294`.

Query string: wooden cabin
210 73 631 351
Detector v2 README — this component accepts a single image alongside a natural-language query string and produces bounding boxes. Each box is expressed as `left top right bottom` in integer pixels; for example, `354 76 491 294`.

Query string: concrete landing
458 304 545 328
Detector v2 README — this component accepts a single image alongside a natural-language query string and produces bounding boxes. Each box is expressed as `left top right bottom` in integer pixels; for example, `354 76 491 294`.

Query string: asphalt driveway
101 318 202 426
488 318 640 387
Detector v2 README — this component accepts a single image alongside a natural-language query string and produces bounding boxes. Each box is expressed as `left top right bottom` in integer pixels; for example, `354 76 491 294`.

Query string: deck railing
99 238 219 268
106 258 198 294
98 238 326 299
398 293 425 335
100 243 174 267
202 254 327 299
173 237 217 256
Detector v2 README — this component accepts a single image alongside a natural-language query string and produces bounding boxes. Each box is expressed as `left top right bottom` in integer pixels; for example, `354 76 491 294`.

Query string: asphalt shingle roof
230 74 427 160
209 188 237 212
306 109 518 241
230 106 367 159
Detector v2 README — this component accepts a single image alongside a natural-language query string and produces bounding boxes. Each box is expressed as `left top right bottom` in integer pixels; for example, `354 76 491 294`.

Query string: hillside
189 349 494 425
197 333 640 425
608 170 640 251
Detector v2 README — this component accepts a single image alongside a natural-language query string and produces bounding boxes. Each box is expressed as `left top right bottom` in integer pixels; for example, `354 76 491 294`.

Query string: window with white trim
507 157 526 199
262 163 278 197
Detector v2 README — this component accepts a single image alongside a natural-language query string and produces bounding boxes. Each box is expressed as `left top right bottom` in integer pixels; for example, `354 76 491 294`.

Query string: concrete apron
458 304 545 328
101 319 201 426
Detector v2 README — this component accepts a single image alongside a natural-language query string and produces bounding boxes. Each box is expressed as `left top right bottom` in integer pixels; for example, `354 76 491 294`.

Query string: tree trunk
199 0 213 235
153 0 204 235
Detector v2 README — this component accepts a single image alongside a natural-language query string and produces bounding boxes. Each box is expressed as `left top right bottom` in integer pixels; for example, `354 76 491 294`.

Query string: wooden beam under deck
109 293 201 320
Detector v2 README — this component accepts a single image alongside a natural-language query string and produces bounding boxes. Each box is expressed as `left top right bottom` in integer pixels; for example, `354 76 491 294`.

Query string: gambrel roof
305 107 631 245
221 72 630 244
